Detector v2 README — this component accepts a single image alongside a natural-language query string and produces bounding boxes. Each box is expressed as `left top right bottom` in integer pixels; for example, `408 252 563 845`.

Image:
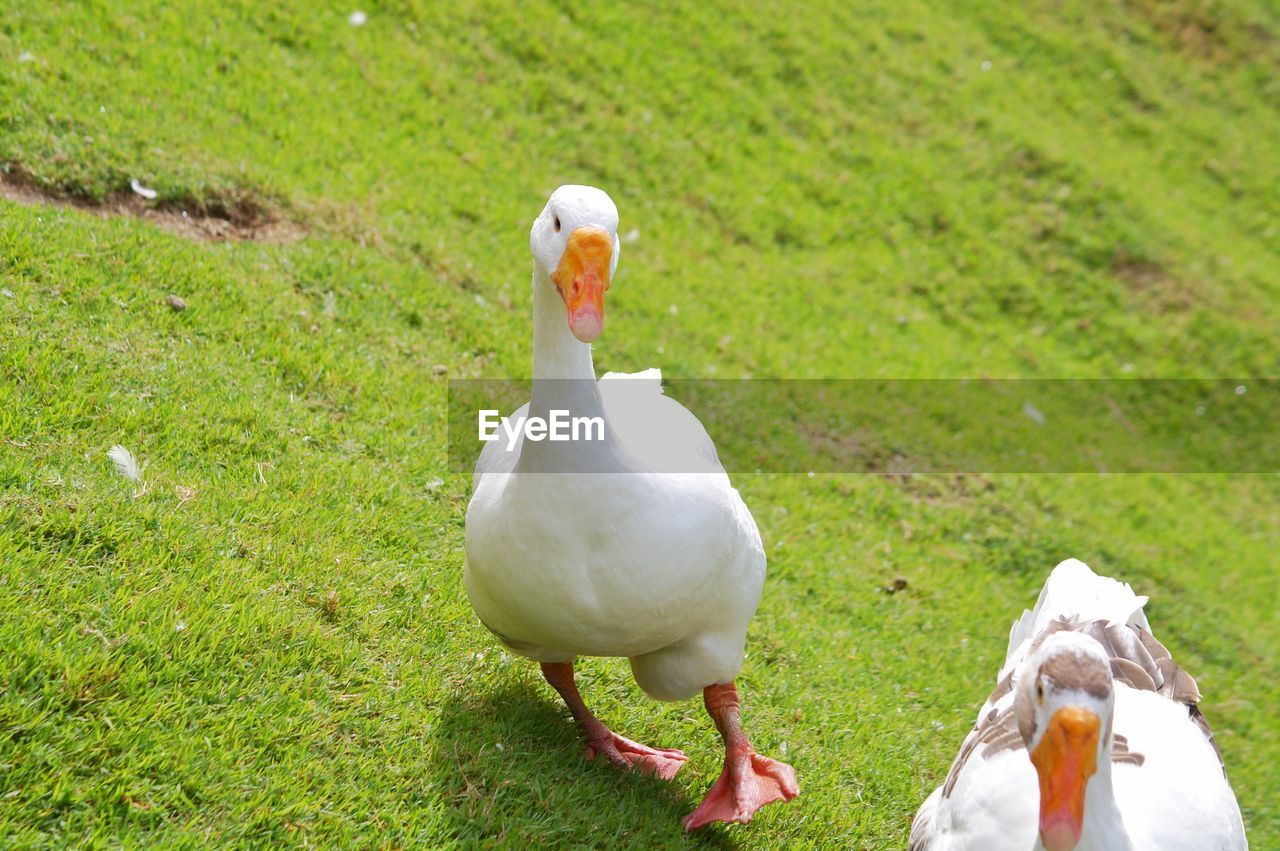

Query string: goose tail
1006 558 1150 665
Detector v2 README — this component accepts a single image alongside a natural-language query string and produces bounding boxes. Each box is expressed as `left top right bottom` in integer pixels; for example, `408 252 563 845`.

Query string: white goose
465 185 797 830
910 559 1248 851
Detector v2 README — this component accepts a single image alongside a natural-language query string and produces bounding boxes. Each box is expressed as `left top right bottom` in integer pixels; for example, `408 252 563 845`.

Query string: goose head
530 185 622 343
1014 631 1116 851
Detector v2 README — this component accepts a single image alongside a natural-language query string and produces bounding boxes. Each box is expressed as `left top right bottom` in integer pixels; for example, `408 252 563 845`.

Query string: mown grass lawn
2 1 1277 847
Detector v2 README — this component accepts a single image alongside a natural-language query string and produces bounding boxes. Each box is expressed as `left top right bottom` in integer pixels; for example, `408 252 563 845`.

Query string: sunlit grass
1 1 1277 846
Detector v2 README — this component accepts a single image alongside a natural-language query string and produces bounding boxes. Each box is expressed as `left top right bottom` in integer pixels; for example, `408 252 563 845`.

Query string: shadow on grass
430 682 738 848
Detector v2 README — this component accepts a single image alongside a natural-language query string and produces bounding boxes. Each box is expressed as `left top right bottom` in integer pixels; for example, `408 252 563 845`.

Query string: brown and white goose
910 559 1247 851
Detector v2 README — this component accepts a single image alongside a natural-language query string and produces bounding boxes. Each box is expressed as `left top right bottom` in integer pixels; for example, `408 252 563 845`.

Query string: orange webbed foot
586 730 688 781
682 749 798 830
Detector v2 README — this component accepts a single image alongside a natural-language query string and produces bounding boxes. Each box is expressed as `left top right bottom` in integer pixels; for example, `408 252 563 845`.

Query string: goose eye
1036 682 1044 701
553 216 561 233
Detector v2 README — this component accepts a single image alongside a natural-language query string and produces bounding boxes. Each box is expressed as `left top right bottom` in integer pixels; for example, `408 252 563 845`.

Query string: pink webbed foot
537 663 686 781
682 748 798 830
585 730 688 781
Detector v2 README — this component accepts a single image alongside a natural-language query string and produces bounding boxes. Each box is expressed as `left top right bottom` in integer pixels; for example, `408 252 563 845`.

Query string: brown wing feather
1111 657 1158 692
1111 733 1146 766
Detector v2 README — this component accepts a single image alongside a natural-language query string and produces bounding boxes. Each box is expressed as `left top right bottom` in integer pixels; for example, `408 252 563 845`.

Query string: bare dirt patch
1110 248 1195 312
1125 0 1279 65
0 171 304 244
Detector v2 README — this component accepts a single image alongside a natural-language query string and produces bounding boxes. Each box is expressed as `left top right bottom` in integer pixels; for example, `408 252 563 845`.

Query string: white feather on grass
108 445 144 481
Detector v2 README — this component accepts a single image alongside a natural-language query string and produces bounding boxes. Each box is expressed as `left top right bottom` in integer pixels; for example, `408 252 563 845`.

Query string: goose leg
540 662 687 780
682 681 799 831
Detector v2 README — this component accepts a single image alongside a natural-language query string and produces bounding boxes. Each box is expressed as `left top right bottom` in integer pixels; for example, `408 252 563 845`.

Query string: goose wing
599 369 723 473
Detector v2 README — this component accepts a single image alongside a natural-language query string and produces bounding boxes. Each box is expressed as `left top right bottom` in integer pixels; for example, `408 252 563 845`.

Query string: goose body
466 371 765 698
911 559 1247 851
463 186 796 829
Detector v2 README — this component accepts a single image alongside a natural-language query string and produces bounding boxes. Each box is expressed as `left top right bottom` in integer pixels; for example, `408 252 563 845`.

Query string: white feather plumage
107 445 144 481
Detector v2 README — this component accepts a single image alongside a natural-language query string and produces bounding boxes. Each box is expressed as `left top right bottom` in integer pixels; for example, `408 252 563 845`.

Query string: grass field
2 1 1278 847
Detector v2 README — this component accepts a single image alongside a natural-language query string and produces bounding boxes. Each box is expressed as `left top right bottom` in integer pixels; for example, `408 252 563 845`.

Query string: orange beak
551 226 612 343
1030 706 1100 851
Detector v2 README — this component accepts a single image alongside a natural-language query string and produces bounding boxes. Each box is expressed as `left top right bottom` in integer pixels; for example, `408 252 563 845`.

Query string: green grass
2 0 1278 846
